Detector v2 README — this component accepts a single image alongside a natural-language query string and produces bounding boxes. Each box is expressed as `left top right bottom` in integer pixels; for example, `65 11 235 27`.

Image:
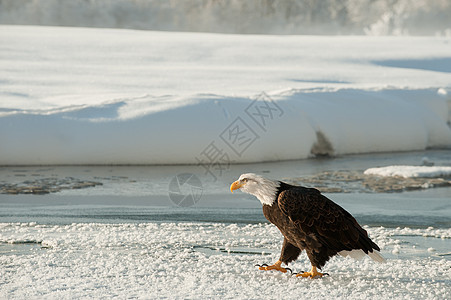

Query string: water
0 150 450 226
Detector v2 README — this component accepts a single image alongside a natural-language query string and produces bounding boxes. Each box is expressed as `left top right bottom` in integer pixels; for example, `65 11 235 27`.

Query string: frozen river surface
1 151 450 299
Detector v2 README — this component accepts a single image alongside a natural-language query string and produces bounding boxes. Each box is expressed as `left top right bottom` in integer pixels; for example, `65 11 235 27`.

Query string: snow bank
1 26 451 165
364 165 451 178
1 89 450 165
1 0 451 35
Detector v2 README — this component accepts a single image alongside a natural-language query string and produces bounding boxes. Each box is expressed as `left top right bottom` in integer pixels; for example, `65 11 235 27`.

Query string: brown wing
278 187 379 253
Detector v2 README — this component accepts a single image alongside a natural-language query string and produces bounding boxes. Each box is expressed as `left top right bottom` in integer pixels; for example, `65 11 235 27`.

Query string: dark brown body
263 182 380 269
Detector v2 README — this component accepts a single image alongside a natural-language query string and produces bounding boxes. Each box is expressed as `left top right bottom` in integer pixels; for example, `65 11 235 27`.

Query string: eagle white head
230 173 280 206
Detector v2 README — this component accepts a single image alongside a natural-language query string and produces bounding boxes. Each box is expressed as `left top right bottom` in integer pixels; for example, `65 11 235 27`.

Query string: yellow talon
258 260 288 273
296 266 327 278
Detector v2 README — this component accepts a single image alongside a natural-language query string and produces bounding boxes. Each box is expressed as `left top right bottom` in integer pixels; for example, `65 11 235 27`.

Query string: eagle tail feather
338 249 386 263
368 250 386 263
338 249 366 260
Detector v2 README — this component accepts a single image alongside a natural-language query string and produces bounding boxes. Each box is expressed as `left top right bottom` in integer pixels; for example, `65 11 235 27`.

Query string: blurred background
1 0 451 36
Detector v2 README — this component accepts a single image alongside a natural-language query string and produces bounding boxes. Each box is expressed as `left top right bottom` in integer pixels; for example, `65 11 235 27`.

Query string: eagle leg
257 260 291 273
296 266 329 278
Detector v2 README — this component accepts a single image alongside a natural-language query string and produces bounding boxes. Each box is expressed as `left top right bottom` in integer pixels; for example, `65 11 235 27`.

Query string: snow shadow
372 58 451 73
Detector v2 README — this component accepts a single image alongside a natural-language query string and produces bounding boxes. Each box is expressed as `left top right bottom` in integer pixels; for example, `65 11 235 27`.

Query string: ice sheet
365 165 451 178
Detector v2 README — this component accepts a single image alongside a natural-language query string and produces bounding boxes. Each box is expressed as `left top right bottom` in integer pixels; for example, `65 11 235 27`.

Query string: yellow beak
230 181 243 193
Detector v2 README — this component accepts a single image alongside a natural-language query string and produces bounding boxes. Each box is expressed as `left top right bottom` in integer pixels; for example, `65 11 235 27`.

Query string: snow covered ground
0 222 450 299
1 25 451 164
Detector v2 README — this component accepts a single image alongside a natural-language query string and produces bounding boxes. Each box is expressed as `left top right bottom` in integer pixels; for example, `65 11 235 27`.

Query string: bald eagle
230 173 384 278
